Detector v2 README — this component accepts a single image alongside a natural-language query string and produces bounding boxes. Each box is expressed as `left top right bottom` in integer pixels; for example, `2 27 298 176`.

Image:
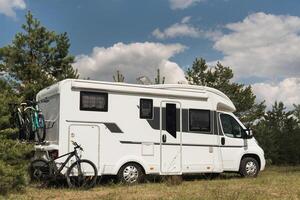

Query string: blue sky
1 0 300 107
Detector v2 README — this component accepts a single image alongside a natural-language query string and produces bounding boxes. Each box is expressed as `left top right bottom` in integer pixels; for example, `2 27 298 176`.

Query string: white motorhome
35 79 265 183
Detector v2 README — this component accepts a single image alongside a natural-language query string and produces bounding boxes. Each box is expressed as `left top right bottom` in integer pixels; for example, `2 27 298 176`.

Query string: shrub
0 128 33 196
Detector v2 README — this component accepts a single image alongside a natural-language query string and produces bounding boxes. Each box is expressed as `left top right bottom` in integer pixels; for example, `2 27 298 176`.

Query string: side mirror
244 128 253 138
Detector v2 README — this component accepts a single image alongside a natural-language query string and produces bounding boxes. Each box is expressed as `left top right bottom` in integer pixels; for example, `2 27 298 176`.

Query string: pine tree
0 11 78 100
113 70 125 82
0 11 78 194
154 69 165 84
186 58 263 124
186 58 208 85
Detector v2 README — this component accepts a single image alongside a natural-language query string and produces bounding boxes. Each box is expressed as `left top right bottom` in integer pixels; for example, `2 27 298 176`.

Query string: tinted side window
220 114 245 138
140 99 153 119
80 91 108 111
189 109 210 132
166 103 177 138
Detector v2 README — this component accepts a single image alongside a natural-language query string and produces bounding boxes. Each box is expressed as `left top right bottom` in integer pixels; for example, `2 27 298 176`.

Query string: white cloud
152 23 200 39
252 77 300 108
73 42 188 84
152 16 221 40
0 0 26 19
210 12 300 80
169 0 204 10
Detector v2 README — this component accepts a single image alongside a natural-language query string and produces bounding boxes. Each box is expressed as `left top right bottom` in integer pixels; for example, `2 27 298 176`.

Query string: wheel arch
118 161 146 175
240 153 261 170
114 157 148 175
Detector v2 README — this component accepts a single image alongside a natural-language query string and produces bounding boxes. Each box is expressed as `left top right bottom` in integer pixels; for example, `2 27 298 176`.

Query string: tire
117 163 145 184
36 113 46 143
23 112 34 141
29 159 51 181
66 159 98 189
239 157 259 178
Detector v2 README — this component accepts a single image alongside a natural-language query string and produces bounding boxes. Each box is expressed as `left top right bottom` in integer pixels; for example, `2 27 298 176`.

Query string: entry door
69 124 100 173
160 101 182 174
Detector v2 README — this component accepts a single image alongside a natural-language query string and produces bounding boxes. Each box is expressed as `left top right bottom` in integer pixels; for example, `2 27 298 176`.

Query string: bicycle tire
29 159 51 181
36 113 46 143
66 159 98 189
23 111 33 141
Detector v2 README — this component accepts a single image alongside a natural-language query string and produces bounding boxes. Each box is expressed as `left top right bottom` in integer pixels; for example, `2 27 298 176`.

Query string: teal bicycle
9 100 47 143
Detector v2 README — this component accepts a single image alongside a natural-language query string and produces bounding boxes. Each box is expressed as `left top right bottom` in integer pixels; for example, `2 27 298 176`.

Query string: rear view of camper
35 79 265 183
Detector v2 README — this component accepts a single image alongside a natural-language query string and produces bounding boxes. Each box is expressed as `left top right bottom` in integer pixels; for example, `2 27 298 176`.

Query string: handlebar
25 99 49 106
71 141 83 151
9 99 49 107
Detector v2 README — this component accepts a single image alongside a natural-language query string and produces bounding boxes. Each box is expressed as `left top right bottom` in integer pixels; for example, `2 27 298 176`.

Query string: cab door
218 112 247 171
160 101 182 174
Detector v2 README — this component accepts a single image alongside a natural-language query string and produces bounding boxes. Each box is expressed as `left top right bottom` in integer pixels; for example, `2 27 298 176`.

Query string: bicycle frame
49 149 81 175
24 106 41 129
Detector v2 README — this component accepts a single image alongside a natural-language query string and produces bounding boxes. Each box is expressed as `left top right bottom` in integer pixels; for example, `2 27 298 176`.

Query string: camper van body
35 79 265 178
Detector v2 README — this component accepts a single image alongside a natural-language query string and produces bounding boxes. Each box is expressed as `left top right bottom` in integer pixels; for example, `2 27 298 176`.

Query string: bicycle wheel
36 113 46 143
23 112 33 141
29 159 51 181
66 159 98 189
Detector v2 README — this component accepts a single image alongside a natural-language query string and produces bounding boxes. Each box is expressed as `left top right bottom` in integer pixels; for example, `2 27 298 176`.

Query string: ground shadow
31 172 242 189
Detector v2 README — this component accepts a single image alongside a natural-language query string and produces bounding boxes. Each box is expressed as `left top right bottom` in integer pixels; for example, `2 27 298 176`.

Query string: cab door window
220 113 245 138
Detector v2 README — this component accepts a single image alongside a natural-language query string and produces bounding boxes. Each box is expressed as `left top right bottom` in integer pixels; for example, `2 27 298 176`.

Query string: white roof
37 79 236 112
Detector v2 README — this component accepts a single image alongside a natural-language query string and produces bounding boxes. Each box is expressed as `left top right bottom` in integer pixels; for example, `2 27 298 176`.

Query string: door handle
221 137 225 145
162 134 167 143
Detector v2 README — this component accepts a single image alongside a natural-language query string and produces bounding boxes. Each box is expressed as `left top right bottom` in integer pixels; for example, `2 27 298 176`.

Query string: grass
6 166 300 200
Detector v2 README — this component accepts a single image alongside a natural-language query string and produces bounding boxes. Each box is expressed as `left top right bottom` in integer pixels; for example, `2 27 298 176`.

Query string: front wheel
66 159 98 189
239 157 259 177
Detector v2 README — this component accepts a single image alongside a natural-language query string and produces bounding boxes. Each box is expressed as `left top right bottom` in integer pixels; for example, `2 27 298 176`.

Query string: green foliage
0 129 33 196
186 58 264 124
0 11 77 195
154 69 165 84
113 70 125 82
0 79 20 130
0 11 78 100
254 102 300 165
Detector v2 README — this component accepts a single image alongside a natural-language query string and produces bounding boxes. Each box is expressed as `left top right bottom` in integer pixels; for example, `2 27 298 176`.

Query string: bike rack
45 120 56 129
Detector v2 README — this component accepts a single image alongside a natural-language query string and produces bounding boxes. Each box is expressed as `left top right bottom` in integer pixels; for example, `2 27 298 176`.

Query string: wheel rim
123 165 139 183
245 161 257 176
31 162 49 180
33 168 43 179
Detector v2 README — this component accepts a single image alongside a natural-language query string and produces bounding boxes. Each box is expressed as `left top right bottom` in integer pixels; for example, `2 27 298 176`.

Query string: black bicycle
29 141 98 188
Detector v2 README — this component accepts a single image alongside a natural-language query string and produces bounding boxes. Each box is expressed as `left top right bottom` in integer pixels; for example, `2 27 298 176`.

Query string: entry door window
166 103 177 138
220 114 245 138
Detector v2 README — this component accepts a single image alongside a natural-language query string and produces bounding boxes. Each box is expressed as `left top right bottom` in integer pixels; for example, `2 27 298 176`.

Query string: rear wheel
36 113 46 143
66 159 98 189
29 159 51 181
239 157 259 177
117 163 145 184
